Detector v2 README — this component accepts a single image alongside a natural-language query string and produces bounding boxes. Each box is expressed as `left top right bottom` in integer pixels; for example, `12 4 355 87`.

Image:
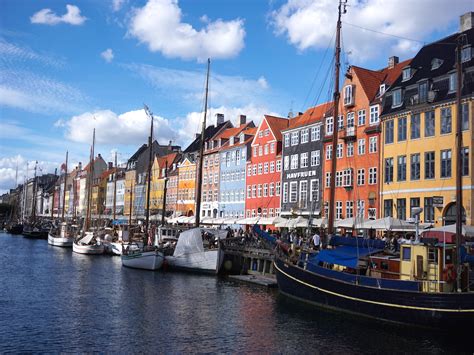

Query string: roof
264 115 289 141
83 154 106 173
183 121 231 153
285 102 332 130
156 152 179 174
204 122 255 155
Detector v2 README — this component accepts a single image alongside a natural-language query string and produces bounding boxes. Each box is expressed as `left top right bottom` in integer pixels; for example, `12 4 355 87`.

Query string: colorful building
177 155 196 217
245 115 288 222
380 20 473 226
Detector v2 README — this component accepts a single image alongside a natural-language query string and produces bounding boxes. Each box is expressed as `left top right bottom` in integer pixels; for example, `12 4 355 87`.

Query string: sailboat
23 161 47 239
48 151 75 247
72 129 105 255
271 1 474 328
165 59 225 274
121 105 164 270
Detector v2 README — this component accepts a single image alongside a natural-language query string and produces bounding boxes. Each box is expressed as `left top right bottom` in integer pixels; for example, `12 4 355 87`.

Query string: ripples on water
0 233 472 353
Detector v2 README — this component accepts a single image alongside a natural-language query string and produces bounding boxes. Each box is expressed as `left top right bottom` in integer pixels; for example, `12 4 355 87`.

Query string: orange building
176 156 196 217
322 57 409 222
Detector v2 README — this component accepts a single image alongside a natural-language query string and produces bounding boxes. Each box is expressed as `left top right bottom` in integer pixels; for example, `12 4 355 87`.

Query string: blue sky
0 0 471 193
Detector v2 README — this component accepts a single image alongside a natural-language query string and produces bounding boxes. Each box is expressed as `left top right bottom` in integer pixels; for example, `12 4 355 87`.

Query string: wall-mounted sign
286 170 318 180
432 196 444 208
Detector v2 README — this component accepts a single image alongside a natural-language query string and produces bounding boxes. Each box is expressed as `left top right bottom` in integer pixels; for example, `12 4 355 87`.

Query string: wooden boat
48 222 74 247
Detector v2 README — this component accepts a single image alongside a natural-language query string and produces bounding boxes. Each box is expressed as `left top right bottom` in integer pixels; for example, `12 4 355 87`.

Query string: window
369 136 377 153
269 183 274 196
398 116 407 141
310 179 319 202
346 112 354 128
326 145 333 160
441 149 451 178
336 171 343 187
264 162 269 174
369 105 379 124
410 153 420 180
462 103 469 131
384 199 393 217
357 169 365 186
402 247 411 261
441 107 451 134
311 126 320 141
301 129 309 143
291 132 299 146
343 169 353 187
461 147 469 176
336 143 343 158
258 163 262 175
276 182 281 196
347 142 354 157
461 46 472 62
325 172 331 188
264 144 269 155
236 150 241 164
357 200 365 218
449 73 456 92
424 197 434 223
247 186 251 198
300 152 308 168
289 182 297 203
310 150 320 166
259 146 263 156
337 115 344 130
270 161 275 173
424 111 435 137
358 139 365 155
336 201 343 219
392 89 402 107
252 164 257 175
276 160 282 172
290 154 298 169
410 198 420 218
431 58 443 70
425 151 435 179
402 67 411 81
284 134 290 147
379 84 386 96
343 85 354 106
419 82 428 103
263 183 268 197
252 185 256 198
397 155 407 181
397 198 406 220
369 167 377 185
411 113 420 139
358 109 366 126
346 201 354 219
384 158 393 183
299 181 308 208
284 156 289 170
257 184 262 197
385 120 394 144
326 117 333 135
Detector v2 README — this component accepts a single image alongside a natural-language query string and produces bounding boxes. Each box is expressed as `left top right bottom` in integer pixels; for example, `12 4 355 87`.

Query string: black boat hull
274 257 474 328
6 224 23 235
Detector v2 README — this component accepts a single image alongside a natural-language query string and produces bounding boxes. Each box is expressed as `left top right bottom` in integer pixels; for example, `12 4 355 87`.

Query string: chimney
108 162 113 169
239 114 246 125
216 113 224 125
78 162 82 171
298 112 303 116
388 56 399 69
460 12 474 32
168 140 172 150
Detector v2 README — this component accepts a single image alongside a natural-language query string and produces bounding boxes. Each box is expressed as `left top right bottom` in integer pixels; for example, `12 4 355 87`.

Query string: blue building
218 126 256 222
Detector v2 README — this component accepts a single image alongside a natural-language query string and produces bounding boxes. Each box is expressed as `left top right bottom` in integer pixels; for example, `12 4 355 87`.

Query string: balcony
364 123 381 134
342 126 356 141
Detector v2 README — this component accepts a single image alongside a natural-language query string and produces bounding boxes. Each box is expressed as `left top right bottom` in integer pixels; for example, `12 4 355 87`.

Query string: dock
228 274 277 288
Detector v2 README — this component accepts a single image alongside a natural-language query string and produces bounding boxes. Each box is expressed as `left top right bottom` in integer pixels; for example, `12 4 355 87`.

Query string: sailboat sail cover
313 246 382 268
173 228 204 257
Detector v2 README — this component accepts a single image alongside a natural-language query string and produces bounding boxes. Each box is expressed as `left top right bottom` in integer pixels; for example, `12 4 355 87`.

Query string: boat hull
72 242 105 255
274 257 474 328
121 250 164 270
166 248 224 274
48 233 73 247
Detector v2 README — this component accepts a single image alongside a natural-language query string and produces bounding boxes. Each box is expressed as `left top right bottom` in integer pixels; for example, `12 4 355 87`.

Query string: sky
0 0 472 194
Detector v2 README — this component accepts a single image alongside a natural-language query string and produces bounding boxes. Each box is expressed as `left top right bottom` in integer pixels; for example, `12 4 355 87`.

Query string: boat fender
443 265 456 282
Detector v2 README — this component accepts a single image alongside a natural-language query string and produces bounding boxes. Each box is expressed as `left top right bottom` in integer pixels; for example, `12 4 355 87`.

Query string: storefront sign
432 196 444 207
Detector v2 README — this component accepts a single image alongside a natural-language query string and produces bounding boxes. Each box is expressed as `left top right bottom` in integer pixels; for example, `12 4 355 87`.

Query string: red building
245 115 289 223
322 57 409 222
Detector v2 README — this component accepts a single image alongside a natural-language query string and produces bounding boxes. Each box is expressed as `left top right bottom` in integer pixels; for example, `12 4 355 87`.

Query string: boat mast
31 161 38 223
61 151 68 222
144 105 154 236
85 129 95 231
455 35 465 292
195 58 210 227
327 1 347 240
128 186 133 226
161 160 168 226
113 151 117 221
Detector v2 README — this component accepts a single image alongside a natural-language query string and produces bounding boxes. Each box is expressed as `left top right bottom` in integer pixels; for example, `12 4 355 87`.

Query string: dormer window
402 67 412 81
239 133 244 142
431 58 443 70
229 136 234 145
461 45 472 63
343 85 354 106
392 88 402 107
419 81 428 103
449 73 456 92
379 84 386 96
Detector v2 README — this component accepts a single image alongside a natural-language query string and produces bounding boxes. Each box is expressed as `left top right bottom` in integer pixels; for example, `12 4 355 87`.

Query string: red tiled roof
157 152 178 172
264 115 289 141
286 102 332 130
381 58 412 86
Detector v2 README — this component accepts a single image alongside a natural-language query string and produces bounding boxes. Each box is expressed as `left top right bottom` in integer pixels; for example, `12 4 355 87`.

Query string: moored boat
73 231 105 254
121 244 164 270
48 222 74 247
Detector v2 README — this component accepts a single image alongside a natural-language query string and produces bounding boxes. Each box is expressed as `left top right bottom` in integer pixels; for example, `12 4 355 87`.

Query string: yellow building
150 153 179 216
380 27 473 227
124 170 136 217
176 156 196 216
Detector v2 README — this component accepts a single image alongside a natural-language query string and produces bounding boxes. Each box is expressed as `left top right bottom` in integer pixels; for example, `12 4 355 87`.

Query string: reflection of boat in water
165 228 225 274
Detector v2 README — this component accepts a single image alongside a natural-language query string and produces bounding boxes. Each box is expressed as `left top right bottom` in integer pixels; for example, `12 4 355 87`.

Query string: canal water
0 232 472 353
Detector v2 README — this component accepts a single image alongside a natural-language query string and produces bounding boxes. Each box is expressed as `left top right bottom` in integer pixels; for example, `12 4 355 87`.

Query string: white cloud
101 48 114 63
270 0 472 62
30 4 87 26
112 0 126 12
128 0 245 61
0 69 88 114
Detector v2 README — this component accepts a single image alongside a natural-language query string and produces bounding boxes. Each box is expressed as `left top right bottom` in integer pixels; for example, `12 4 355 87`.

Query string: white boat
47 222 74 247
121 245 164 270
165 228 225 274
72 231 105 255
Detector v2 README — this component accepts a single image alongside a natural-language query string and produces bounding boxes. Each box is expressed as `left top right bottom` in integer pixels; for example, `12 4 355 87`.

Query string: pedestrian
312 231 321 250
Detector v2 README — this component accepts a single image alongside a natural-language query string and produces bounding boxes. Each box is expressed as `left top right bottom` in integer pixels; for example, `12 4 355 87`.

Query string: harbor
0 231 473 353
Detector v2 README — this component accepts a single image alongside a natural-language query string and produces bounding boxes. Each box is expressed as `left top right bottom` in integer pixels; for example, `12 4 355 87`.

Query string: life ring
443 265 456 282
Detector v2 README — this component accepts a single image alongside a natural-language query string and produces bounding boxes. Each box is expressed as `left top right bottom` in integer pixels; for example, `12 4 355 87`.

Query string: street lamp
412 207 423 242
